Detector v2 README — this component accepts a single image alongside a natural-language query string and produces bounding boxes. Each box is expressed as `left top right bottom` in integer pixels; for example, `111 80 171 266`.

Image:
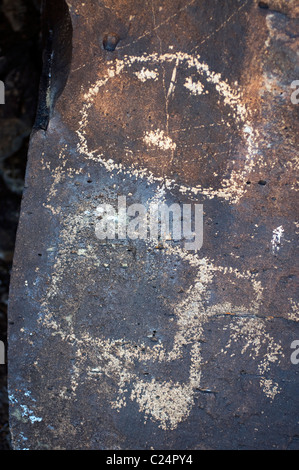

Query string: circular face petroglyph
77 50 258 203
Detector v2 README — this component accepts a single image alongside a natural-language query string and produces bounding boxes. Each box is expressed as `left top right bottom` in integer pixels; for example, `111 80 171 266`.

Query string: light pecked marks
287 299 299 322
223 317 282 400
271 226 284 254
37 177 286 429
134 67 159 82
69 0 251 93
36 18 293 429
41 146 83 216
143 129 177 151
76 50 259 204
35 43 289 429
9 391 42 430
184 76 207 96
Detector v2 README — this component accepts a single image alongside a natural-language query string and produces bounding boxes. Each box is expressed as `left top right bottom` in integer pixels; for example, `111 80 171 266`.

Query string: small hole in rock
258 2 269 9
258 180 267 185
103 33 120 52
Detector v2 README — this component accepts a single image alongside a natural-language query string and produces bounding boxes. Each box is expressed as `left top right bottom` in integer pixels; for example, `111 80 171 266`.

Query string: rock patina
8 0 299 450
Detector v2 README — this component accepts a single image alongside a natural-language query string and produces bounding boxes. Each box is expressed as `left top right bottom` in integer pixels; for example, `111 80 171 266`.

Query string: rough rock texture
0 0 41 449
8 0 299 450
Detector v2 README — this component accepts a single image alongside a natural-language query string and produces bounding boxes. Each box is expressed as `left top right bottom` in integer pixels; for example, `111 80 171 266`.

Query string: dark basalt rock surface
0 0 42 449
7 0 299 450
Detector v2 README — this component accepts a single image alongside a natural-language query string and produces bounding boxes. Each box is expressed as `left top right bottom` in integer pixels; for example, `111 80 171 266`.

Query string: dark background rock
0 0 41 449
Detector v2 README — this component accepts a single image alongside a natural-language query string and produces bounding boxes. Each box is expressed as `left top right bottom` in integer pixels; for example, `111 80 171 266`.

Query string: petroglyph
271 226 284 254
76 51 258 204
7 0 299 451
143 129 177 151
32 40 294 430
183 76 207 96
37 175 286 430
134 67 159 82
